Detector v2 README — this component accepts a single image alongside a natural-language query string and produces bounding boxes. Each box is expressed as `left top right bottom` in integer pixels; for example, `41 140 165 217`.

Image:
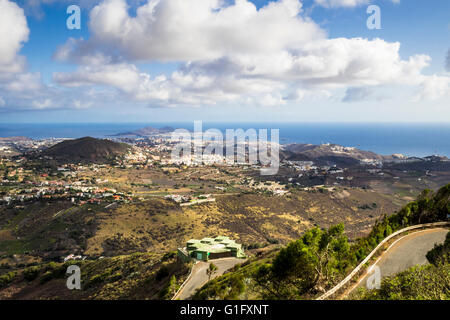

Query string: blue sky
0 0 449 123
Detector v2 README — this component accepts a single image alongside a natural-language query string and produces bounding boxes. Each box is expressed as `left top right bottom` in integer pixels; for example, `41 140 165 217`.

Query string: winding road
347 227 448 296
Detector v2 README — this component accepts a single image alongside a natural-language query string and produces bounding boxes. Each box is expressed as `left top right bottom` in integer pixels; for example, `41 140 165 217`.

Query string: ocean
0 122 449 157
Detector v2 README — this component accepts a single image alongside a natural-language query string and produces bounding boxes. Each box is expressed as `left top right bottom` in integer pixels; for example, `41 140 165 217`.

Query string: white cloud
55 35 444 106
342 87 373 102
47 0 450 108
53 61 287 107
57 0 325 62
32 98 53 109
0 0 87 111
0 0 443 113
0 0 29 73
415 75 450 101
54 63 172 101
0 0 47 110
284 88 332 102
3 72 43 92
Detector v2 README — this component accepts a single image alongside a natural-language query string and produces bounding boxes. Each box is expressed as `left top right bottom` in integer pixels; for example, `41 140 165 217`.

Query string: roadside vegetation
0 251 190 300
353 231 449 300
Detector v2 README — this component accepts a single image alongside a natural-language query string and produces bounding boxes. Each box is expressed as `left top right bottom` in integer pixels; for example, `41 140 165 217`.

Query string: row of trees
255 224 352 299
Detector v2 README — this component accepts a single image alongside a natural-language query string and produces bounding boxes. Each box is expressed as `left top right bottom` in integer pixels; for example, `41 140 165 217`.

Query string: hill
41 137 130 164
281 143 382 166
0 189 403 260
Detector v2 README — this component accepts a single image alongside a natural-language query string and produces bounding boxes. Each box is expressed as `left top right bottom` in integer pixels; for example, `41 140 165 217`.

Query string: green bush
355 263 450 300
223 274 245 299
0 271 16 288
40 271 54 284
162 251 176 261
23 266 40 281
158 275 177 299
86 273 107 288
426 232 450 266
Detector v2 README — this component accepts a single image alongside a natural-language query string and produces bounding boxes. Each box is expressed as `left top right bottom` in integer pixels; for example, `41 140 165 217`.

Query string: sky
0 0 449 123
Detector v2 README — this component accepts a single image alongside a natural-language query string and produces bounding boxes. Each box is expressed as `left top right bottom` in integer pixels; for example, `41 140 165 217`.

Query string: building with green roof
177 236 246 262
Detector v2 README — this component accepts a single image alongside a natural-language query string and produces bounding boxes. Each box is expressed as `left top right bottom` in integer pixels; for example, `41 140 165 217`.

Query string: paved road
352 228 448 293
175 257 246 300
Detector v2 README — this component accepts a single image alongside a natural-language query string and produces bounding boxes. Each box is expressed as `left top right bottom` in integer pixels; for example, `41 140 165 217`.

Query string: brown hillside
42 137 130 164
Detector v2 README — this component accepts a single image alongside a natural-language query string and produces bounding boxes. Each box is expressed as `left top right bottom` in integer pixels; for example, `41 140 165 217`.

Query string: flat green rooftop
183 236 246 259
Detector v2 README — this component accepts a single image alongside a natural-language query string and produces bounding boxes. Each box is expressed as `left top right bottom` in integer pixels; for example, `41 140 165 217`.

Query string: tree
159 275 178 300
258 224 351 299
207 263 218 281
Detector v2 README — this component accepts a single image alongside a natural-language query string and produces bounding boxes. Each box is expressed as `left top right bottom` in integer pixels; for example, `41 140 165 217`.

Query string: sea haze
0 122 449 158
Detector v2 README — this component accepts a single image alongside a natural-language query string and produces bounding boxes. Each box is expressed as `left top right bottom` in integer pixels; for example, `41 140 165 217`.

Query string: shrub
224 274 245 299
108 272 122 283
85 273 107 288
0 271 16 288
40 271 54 284
162 251 176 261
23 266 40 281
155 266 170 281
426 232 450 266
158 275 177 299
